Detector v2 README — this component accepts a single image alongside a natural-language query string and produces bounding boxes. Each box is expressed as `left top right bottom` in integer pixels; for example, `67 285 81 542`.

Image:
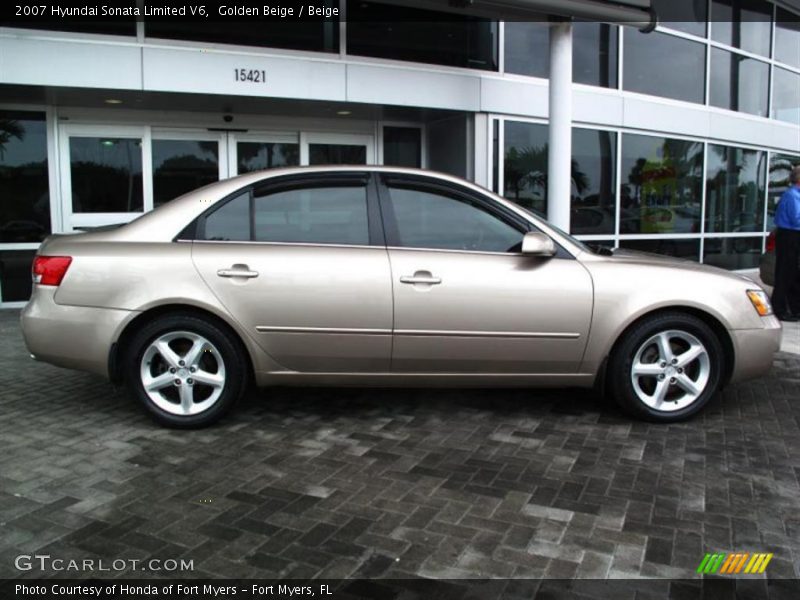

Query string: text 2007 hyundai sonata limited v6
21 167 781 427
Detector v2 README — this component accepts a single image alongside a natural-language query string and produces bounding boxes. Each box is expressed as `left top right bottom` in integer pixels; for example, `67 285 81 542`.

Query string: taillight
766 231 776 253
32 256 72 286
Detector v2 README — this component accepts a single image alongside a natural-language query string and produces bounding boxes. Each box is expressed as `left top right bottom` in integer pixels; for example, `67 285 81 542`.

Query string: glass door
59 124 149 232
302 133 375 166
151 129 226 208
226 133 301 176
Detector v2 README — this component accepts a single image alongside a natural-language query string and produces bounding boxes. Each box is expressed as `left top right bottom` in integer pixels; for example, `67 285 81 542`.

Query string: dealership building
1 0 799 306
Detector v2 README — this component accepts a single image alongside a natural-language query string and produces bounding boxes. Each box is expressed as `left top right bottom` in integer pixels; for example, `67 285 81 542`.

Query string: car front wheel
125 313 248 428
608 312 723 422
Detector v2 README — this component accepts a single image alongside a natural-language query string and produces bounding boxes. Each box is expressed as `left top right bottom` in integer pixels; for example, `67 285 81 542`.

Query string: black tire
125 312 248 428
607 312 724 423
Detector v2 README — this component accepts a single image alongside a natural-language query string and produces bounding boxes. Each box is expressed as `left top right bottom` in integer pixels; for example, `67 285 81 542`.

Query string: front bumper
728 316 782 384
20 286 134 379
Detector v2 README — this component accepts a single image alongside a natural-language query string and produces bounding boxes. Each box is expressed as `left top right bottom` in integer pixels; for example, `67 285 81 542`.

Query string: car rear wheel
125 313 248 428
608 312 723 422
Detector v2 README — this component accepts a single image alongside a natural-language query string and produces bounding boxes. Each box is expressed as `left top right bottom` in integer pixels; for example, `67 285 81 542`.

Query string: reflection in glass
767 154 800 231
152 140 219 207
237 142 300 174
705 144 766 233
623 30 705 104
347 1 497 70
703 237 763 269
309 144 367 165
619 134 703 235
503 121 549 216
504 22 617 88
775 8 800 68
383 127 421 168
711 0 772 57
653 0 707 36
709 48 769 117
772 67 800 126
571 129 617 236
0 250 36 302
619 239 700 262
0 111 50 243
69 137 143 213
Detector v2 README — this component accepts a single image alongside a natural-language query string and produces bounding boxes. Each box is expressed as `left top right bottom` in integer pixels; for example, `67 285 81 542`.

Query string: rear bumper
729 316 782 384
20 286 134 379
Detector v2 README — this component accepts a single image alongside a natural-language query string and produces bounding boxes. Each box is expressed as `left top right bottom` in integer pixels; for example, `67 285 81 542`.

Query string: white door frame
58 123 151 232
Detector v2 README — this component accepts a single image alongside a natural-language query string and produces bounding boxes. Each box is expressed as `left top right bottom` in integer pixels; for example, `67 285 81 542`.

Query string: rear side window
202 192 250 241
253 183 369 245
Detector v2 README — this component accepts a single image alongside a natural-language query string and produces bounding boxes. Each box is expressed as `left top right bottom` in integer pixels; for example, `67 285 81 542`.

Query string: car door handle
400 273 442 285
217 266 259 279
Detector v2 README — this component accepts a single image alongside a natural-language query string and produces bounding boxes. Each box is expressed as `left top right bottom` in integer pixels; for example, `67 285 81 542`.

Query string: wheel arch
108 304 256 386
601 306 735 392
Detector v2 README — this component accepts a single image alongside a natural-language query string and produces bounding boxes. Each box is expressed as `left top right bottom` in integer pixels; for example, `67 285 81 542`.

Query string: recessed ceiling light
104 99 123 105
336 110 352 116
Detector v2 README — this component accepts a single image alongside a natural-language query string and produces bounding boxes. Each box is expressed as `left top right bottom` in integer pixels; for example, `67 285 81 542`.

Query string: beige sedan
21 167 780 427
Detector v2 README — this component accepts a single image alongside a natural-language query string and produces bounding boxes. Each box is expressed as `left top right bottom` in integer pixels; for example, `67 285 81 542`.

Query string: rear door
191 173 393 372
378 175 594 374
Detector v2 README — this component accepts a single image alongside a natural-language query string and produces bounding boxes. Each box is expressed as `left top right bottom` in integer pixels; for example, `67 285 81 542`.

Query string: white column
547 20 573 231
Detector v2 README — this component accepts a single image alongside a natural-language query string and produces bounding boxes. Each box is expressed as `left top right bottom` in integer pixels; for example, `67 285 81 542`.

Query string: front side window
253 183 369 245
386 184 522 253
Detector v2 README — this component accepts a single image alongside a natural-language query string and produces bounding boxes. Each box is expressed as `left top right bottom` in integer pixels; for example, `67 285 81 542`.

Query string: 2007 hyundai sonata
21 167 781 427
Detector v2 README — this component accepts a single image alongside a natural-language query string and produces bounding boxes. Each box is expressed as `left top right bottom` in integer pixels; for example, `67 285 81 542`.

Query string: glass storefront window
0 111 50 243
711 0 773 58
383 127 422 168
237 142 300 174
703 237 763 269
705 144 766 234
623 30 706 104
145 4 338 53
653 0 708 37
619 134 704 235
571 129 617 236
775 8 800 68
767 154 800 231
504 22 618 88
347 1 497 71
772 67 800 126
69 137 143 213
709 48 770 117
502 121 548 216
619 239 701 262
152 140 219 208
0 250 36 303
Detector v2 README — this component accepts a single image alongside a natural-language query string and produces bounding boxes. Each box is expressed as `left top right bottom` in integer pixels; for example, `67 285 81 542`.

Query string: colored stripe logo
697 552 773 574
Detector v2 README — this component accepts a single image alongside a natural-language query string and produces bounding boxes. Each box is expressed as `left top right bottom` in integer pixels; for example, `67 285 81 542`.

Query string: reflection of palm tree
0 119 25 159
504 144 588 207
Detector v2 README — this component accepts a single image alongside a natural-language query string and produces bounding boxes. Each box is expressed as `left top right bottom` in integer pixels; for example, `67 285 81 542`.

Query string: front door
191 172 392 373
378 175 594 374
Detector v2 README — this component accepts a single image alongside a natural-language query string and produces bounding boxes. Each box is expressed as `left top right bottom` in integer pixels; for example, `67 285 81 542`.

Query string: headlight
746 290 773 317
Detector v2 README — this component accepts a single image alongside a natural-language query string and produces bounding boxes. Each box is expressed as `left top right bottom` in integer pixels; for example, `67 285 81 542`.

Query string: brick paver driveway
1 309 799 580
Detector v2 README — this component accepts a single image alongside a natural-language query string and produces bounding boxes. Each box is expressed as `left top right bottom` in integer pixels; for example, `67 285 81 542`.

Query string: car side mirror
521 232 556 257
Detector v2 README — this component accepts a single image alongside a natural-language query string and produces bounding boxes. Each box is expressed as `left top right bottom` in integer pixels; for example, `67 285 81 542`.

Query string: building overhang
382 0 657 32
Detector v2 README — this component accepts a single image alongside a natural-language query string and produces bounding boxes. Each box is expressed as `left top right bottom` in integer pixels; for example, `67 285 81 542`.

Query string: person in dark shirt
772 166 800 322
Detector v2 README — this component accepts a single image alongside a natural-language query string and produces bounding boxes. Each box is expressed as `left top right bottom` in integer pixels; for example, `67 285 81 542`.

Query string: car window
253 183 369 245
386 185 523 252
203 192 250 241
